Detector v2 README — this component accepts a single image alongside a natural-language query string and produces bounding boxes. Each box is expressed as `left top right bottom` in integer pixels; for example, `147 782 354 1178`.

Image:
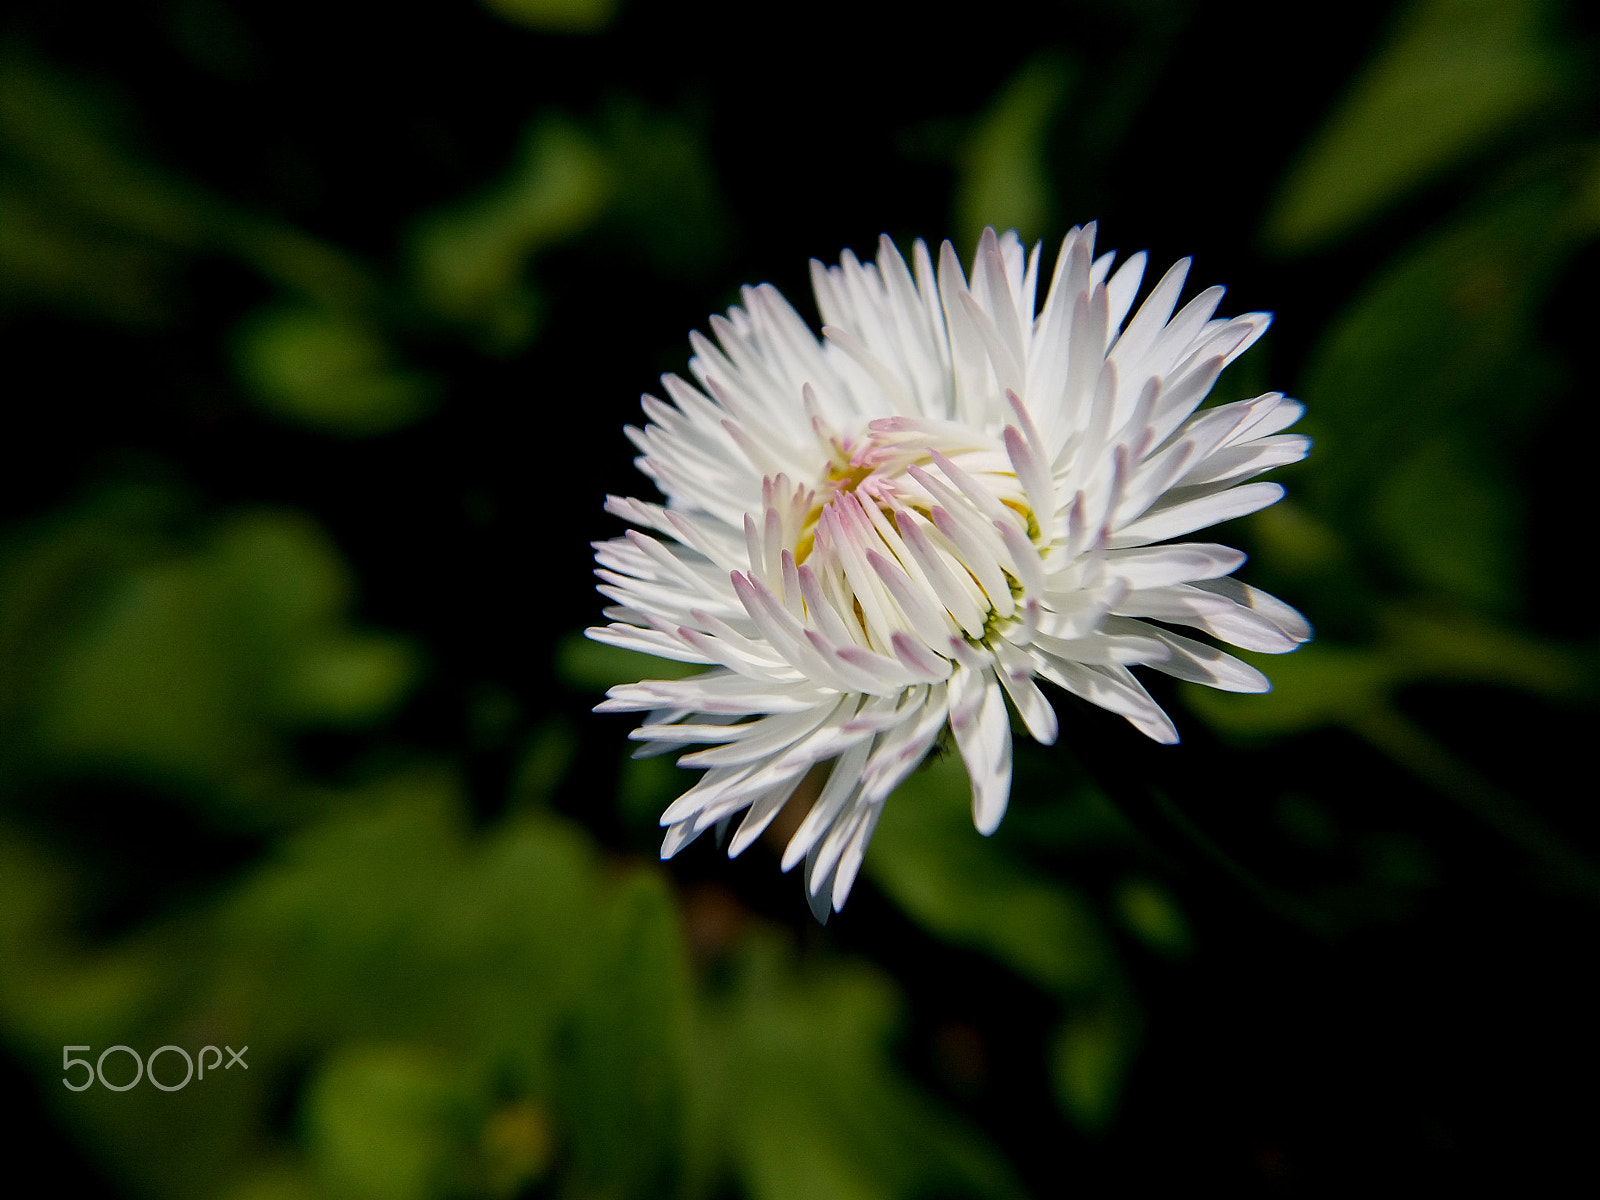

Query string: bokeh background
2 0 1598 1194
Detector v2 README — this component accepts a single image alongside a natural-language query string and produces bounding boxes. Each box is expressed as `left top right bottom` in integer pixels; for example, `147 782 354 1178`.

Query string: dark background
2 0 1597 1195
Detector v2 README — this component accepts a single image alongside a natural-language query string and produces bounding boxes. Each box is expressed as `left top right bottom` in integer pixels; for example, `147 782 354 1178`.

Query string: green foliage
0 494 418 810
305 1046 486 1200
1112 877 1191 959
1367 436 1520 612
1048 992 1141 1133
956 55 1073 252
871 754 1110 998
407 103 728 354
506 718 579 811
596 99 732 278
0 49 379 325
1296 165 1587 548
409 115 611 351
1185 603 1587 739
0 50 214 250
1264 0 1573 252
561 873 695 1199
0 183 174 324
869 751 1149 1133
0 756 1023 1200
0 52 199 322
1200 0 1600 915
712 936 1025 1200
234 305 438 436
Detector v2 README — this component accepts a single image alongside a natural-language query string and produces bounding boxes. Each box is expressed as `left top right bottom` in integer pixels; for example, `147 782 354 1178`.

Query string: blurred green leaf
3 500 419 803
1049 995 1141 1134
220 770 472 1041
38 553 269 782
617 753 684 839
0 817 275 1199
1113 877 1192 958
279 633 420 724
0 52 206 325
306 1046 483 1200
1376 605 1587 695
410 115 611 351
223 221 384 314
1002 745 1137 852
1300 169 1575 487
1296 163 1591 599
598 100 731 277
234 304 437 437
0 50 214 249
505 718 577 810
1185 603 1588 740
222 768 605 1077
720 935 1026 1200
1264 0 1571 252
866 755 1154 1133
869 752 1109 997
1577 147 1600 231
0 820 164 1053
1368 436 1520 612
480 0 620 35
0 486 170 756
219 1167 316 1200
480 1098 556 1198
1275 793 1341 852
1361 832 1437 891
0 48 378 320
1185 642 1392 739
4 755 1030 1200
1241 501 1350 587
562 872 696 1199
956 54 1072 250
0 184 175 323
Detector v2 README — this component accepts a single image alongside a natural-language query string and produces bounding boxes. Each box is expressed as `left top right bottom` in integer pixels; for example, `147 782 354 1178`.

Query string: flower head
591 227 1310 918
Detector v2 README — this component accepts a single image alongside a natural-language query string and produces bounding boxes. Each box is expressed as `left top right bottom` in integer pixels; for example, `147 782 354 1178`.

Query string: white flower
590 226 1310 919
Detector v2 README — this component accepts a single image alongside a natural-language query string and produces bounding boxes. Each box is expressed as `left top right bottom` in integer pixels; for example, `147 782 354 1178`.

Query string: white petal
949 666 1013 834
1191 577 1312 647
1109 482 1285 547
830 800 886 912
661 818 701 859
860 686 950 802
992 641 1058 746
727 774 805 858
1031 655 1180 744
1102 616 1270 692
782 735 875 872
1101 543 1247 589
1181 434 1311 488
